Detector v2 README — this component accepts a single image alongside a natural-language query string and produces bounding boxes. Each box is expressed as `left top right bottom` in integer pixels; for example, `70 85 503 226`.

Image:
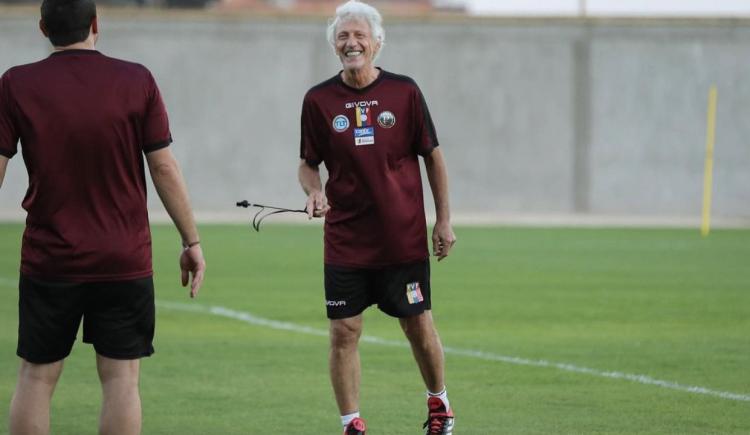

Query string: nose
345 37 357 49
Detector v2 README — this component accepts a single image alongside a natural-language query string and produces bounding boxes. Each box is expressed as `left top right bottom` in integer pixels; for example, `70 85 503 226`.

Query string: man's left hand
432 221 456 261
180 244 206 298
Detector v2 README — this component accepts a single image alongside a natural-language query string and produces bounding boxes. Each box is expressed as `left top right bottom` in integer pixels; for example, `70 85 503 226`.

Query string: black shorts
17 274 155 364
324 259 431 319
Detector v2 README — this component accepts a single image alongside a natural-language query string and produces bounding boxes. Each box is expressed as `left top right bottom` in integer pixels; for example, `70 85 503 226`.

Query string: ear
39 19 49 37
91 16 98 36
373 40 382 58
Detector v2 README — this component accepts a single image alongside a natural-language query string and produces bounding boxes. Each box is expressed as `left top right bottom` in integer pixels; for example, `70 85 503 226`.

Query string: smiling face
334 17 380 74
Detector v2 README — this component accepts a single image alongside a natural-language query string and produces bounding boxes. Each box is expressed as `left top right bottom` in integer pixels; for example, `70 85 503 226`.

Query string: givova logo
345 100 378 109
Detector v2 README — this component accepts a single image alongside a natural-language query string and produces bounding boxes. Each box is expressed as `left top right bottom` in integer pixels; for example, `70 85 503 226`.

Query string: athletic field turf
0 223 748 434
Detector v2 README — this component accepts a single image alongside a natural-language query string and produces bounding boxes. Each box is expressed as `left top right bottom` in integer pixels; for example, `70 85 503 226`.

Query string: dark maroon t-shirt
0 50 171 282
300 69 438 268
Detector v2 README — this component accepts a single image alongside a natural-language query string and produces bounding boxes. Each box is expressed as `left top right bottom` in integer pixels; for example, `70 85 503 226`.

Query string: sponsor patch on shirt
406 281 424 304
355 107 372 127
354 127 375 146
333 114 349 132
377 111 396 129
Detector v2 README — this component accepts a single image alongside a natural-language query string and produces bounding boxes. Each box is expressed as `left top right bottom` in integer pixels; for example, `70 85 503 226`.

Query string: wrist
182 240 200 249
435 216 451 225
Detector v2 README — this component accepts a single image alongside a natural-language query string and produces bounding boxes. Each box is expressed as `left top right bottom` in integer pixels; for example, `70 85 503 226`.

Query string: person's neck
54 39 96 52
341 67 379 89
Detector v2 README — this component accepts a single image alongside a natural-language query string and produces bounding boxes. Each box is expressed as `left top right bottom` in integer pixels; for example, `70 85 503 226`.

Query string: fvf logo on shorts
406 282 424 304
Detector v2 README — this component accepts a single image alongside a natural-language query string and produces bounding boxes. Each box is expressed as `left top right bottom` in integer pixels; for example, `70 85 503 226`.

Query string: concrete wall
1 11 749 224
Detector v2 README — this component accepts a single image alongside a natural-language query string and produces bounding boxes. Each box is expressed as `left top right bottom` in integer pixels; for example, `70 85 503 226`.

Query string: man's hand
180 244 206 298
305 190 330 219
432 221 456 261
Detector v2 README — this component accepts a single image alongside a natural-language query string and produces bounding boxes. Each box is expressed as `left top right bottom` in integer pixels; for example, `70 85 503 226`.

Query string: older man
298 1 456 434
0 0 205 433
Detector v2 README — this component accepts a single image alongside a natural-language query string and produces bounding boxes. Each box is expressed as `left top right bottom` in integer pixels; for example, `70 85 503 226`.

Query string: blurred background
1 0 749 227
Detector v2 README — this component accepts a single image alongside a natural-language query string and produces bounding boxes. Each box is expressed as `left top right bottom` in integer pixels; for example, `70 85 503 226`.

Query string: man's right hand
305 191 330 219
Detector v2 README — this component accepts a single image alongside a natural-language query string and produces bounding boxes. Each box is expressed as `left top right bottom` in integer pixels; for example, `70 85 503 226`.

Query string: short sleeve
0 72 19 159
412 85 439 157
299 95 323 166
141 70 172 154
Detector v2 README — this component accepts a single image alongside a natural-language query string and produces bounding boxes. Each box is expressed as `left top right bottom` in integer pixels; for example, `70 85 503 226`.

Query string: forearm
298 160 323 195
147 151 199 244
424 149 451 223
0 156 8 189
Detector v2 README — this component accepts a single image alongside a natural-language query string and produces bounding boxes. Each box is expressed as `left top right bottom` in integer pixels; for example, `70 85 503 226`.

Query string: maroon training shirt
300 69 439 268
0 50 171 282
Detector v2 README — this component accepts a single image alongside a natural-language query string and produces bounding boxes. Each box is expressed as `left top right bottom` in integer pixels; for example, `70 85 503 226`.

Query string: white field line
155 300 750 403
0 275 745 402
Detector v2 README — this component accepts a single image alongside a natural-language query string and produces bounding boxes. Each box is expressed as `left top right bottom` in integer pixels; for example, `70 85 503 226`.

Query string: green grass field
0 223 748 434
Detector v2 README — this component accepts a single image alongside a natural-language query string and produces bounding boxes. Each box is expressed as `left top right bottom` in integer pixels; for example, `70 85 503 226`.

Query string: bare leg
329 315 363 415
400 310 445 393
96 354 141 435
9 359 64 435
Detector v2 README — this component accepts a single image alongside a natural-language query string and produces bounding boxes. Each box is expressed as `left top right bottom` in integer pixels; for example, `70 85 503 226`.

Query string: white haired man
298 1 456 434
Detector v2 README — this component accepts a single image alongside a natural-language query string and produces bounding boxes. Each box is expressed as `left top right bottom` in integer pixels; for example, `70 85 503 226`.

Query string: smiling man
297 1 456 434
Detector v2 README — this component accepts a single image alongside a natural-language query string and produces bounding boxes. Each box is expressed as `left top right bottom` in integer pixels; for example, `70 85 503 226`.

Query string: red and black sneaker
423 397 454 435
343 417 366 435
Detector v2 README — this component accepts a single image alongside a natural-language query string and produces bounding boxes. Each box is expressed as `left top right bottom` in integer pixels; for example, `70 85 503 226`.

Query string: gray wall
1 12 749 223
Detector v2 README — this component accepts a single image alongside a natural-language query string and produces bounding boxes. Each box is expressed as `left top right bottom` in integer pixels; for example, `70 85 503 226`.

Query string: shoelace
423 412 451 434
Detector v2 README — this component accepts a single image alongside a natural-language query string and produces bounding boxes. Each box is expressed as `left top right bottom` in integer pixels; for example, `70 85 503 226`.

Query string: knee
400 312 434 343
18 359 63 387
97 357 140 389
330 319 362 350
100 372 139 399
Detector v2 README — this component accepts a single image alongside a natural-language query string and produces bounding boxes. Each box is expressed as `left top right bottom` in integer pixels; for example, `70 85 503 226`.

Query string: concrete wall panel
1 13 748 222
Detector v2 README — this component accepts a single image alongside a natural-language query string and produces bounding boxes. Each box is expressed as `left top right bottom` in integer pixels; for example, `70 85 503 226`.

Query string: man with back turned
0 1 206 433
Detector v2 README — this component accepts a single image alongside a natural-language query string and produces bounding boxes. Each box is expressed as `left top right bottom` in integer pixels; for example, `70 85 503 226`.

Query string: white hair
326 0 385 60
